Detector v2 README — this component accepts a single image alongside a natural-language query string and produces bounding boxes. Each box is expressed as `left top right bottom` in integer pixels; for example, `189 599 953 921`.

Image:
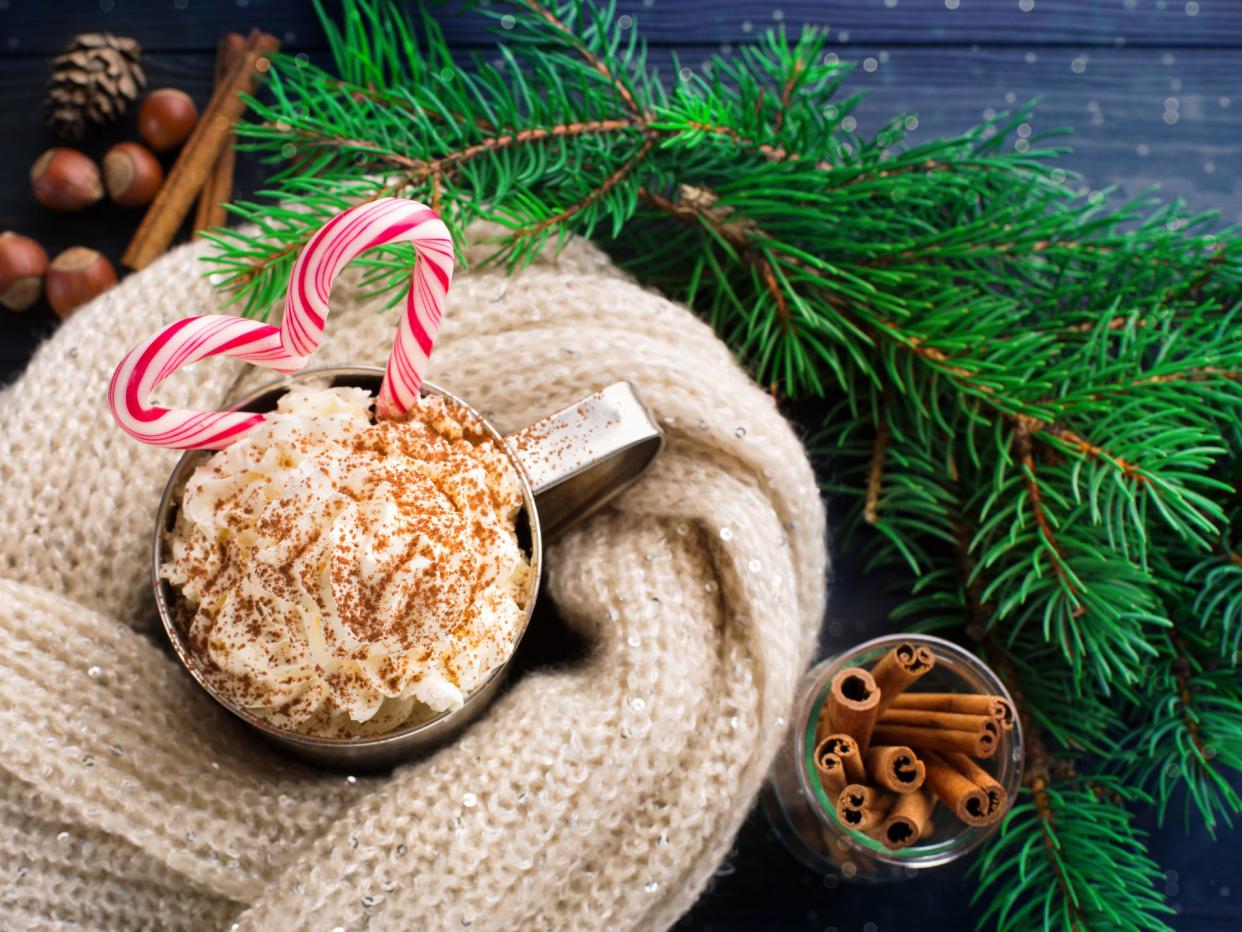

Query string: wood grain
2 0 1241 54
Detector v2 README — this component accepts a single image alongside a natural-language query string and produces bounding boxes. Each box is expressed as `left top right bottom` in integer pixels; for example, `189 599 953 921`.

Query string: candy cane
108 315 307 450
109 199 453 450
282 197 453 418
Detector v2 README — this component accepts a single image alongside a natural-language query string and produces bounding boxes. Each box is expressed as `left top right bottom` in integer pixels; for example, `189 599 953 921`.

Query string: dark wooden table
1 2 1239 929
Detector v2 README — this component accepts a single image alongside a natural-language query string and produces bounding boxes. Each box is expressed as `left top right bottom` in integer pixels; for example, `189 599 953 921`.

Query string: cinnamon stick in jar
835 783 893 833
877 708 998 734
845 806 886 834
814 750 848 799
870 721 999 758
814 733 866 783
943 752 1008 825
922 751 992 826
870 642 935 714
835 783 874 818
878 787 935 850
824 667 881 753
865 745 926 794
889 692 1016 731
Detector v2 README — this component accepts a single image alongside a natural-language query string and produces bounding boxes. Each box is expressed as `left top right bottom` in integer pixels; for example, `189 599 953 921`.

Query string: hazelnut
0 232 49 312
138 88 198 151
45 247 117 319
104 141 164 208
30 148 104 212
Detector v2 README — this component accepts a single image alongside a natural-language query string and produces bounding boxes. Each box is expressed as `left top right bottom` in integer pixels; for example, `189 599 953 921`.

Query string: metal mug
152 366 663 770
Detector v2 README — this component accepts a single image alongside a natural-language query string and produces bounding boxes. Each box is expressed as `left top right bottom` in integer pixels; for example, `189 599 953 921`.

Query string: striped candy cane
108 315 308 450
283 198 454 418
108 198 455 450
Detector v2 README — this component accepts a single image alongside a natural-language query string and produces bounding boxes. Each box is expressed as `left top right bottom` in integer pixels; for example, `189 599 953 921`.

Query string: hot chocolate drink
163 385 531 738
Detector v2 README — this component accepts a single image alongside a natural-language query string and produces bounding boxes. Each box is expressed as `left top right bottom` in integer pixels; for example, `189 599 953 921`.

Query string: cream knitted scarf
0 228 827 930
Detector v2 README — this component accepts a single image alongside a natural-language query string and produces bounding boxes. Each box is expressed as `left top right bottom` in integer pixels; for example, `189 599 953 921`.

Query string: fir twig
973 778 1175 932
202 2 1242 926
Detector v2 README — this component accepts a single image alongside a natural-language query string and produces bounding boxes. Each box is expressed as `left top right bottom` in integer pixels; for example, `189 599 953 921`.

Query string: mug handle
505 382 663 541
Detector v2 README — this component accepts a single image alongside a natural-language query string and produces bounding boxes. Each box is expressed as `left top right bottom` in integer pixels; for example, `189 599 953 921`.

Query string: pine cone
45 33 146 142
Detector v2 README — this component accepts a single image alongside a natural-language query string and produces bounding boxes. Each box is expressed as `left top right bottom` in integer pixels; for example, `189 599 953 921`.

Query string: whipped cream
164 385 531 738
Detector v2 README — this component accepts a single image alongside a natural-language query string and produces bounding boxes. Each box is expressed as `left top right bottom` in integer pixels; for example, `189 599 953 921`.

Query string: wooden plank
0 0 318 56
2 0 1241 55
435 0 1242 49
818 45 1242 222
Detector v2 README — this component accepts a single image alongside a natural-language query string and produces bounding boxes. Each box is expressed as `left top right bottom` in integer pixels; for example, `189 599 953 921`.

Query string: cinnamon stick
814 733 865 783
846 806 886 834
889 692 1016 731
123 29 280 269
878 708 1000 735
813 750 848 799
870 722 998 758
193 32 247 233
878 787 935 850
824 667 881 752
835 783 874 816
870 642 935 714
944 752 1008 825
865 745 926 794
835 783 893 833
922 751 992 826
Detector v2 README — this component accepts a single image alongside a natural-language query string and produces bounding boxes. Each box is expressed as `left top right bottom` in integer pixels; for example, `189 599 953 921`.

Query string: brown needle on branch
864 390 891 525
516 0 646 117
518 137 655 238
1015 418 1084 612
639 185 791 328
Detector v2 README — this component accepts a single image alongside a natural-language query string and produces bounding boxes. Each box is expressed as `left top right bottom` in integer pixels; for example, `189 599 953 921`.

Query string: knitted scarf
0 228 826 930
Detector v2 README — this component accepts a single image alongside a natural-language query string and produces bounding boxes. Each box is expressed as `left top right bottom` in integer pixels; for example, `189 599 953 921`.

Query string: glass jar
761 633 1023 881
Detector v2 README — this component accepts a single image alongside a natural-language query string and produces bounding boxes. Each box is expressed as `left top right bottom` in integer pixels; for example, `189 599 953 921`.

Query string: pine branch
1121 619 1242 835
201 3 1242 925
947 496 1171 932
632 178 1230 554
668 118 834 170
508 135 654 239
1188 501 1242 659
508 0 646 117
264 117 641 172
973 778 1174 932
636 185 792 333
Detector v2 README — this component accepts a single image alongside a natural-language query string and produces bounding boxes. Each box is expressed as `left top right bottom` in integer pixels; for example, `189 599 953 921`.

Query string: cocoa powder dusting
164 388 531 738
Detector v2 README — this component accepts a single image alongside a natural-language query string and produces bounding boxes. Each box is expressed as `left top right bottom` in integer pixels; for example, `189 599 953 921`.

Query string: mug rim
150 366 544 753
